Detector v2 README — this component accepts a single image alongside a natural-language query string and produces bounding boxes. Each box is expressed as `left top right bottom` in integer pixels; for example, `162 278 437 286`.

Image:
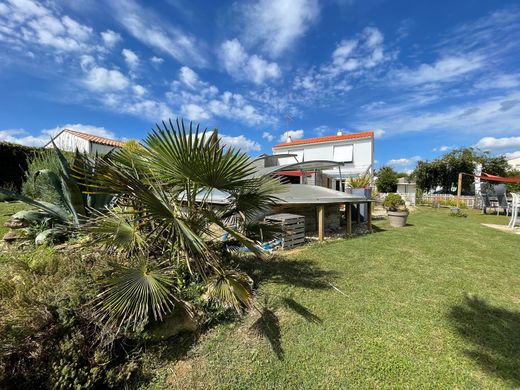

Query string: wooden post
345 203 352 235
367 201 372 232
457 172 463 207
318 205 325 241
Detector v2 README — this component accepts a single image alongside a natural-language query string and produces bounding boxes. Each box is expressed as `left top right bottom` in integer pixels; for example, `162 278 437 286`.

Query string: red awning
478 173 520 183
274 170 313 177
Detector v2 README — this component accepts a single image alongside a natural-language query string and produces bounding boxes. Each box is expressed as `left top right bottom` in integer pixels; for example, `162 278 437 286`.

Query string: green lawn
145 208 520 389
0 201 27 237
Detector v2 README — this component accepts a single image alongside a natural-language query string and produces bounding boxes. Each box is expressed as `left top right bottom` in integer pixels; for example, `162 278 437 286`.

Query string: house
271 130 374 190
396 177 416 205
507 156 520 170
45 129 125 154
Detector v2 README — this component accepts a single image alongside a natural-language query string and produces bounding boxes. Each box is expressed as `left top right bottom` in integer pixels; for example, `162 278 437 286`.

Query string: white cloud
373 129 385 138
505 151 520 160
220 39 281 84
329 27 386 74
387 156 422 170
0 124 117 147
279 129 304 142
150 56 164 64
393 56 483 85
220 135 261 152
262 132 274 142
241 0 320 57
181 103 211 121
475 74 520 90
101 29 121 48
122 48 139 69
84 66 130 92
0 0 95 53
474 136 520 151
433 145 454 152
109 0 206 67
168 69 268 125
179 66 203 89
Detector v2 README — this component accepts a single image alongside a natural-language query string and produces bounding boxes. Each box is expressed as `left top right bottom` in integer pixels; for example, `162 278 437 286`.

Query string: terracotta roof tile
273 131 374 148
64 129 125 148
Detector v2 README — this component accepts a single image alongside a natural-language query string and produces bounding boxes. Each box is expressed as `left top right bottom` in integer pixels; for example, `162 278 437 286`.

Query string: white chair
508 193 519 228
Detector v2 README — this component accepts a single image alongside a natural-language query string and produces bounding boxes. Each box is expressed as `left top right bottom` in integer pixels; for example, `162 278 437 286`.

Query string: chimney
286 135 293 143
337 130 343 136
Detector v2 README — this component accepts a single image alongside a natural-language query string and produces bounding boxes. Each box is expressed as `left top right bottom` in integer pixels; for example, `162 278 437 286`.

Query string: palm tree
86 119 282 334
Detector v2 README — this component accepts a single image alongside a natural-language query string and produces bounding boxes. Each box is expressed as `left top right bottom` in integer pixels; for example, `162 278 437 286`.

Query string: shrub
21 149 72 204
0 142 40 191
382 193 407 212
376 166 398 193
347 173 371 188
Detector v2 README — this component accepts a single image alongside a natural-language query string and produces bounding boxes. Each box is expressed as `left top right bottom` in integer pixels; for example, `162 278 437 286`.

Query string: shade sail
478 173 520 183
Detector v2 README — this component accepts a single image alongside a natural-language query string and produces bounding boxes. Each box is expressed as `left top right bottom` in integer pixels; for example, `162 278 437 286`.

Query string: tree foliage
413 148 508 195
376 166 398 193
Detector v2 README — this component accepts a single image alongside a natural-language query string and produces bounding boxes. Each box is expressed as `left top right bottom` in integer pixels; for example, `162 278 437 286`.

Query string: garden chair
481 193 493 214
509 193 519 228
494 185 510 216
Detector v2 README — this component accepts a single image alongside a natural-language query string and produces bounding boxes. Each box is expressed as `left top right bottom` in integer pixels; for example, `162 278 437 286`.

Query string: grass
0 201 28 237
143 207 520 389
1 202 519 388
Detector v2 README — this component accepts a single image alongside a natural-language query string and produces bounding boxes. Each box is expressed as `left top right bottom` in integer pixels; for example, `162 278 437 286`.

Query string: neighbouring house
271 130 374 190
507 156 520 170
396 177 417 205
45 129 125 154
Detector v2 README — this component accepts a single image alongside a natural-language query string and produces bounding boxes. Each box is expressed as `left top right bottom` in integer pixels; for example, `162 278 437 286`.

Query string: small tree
413 148 508 195
376 166 398 193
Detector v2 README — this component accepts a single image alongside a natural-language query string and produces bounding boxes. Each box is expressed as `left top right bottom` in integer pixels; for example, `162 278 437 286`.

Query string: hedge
0 142 41 191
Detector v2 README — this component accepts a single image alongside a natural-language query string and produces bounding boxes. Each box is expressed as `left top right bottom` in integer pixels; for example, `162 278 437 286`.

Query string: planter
387 210 409 227
351 188 372 199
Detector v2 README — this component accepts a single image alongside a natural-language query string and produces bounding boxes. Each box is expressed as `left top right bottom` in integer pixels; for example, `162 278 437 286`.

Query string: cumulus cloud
0 0 94 53
241 0 320 57
433 145 455 152
279 129 304 142
387 155 422 168
220 39 281 84
169 68 268 125
474 136 520 151
505 151 520 160
150 56 164 64
262 132 274 142
220 135 261 152
122 48 139 69
84 66 130 92
101 29 122 48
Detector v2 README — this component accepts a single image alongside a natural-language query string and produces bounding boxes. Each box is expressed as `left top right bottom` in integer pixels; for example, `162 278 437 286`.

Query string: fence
420 194 478 209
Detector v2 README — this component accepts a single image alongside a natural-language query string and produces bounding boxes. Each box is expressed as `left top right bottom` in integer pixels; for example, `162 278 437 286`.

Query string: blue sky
1 0 520 172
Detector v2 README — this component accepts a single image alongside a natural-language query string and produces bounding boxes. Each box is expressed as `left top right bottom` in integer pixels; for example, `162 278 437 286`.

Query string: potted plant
346 174 372 199
383 193 409 227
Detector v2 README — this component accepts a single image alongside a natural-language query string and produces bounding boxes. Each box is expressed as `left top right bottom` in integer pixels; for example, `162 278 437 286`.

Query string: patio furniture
481 193 494 214
509 193 519 228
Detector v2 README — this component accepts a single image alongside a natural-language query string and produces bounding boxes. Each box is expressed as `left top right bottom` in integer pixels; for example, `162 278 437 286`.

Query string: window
333 144 353 162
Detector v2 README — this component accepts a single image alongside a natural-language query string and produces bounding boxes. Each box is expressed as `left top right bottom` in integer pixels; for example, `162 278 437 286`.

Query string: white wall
273 137 373 174
508 157 520 170
91 143 118 155
46 132 90 153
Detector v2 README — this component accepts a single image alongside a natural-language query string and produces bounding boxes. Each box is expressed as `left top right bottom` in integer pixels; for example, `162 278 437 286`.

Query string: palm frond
95 262 178 332
205 271 253 313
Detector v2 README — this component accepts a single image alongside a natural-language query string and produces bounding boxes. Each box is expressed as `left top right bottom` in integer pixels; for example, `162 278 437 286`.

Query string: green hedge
0 142 41 191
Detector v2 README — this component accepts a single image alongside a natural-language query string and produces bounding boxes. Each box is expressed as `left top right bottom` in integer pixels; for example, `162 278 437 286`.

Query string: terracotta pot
387 210 409 227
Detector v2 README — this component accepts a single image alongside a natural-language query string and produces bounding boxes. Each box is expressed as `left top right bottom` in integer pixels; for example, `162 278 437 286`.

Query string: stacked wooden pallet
264 213 305 249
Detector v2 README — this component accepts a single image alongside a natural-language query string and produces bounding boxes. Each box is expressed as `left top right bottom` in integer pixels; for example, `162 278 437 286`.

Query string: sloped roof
273 131 374 149
47 129 125 148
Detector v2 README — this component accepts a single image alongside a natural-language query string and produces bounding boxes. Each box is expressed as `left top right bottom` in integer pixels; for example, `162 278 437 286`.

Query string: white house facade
272 131 374 189
508 156 520 170
45 129 125 154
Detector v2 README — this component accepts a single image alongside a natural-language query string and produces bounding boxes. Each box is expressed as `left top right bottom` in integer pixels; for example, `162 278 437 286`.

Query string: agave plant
0 144 113 244
85 119 283 333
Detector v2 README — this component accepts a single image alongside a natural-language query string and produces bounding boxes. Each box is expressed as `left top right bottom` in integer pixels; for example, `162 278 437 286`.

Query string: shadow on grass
449 295 520 386
235 256 338 290
250 307 284 360
282 297 322 324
